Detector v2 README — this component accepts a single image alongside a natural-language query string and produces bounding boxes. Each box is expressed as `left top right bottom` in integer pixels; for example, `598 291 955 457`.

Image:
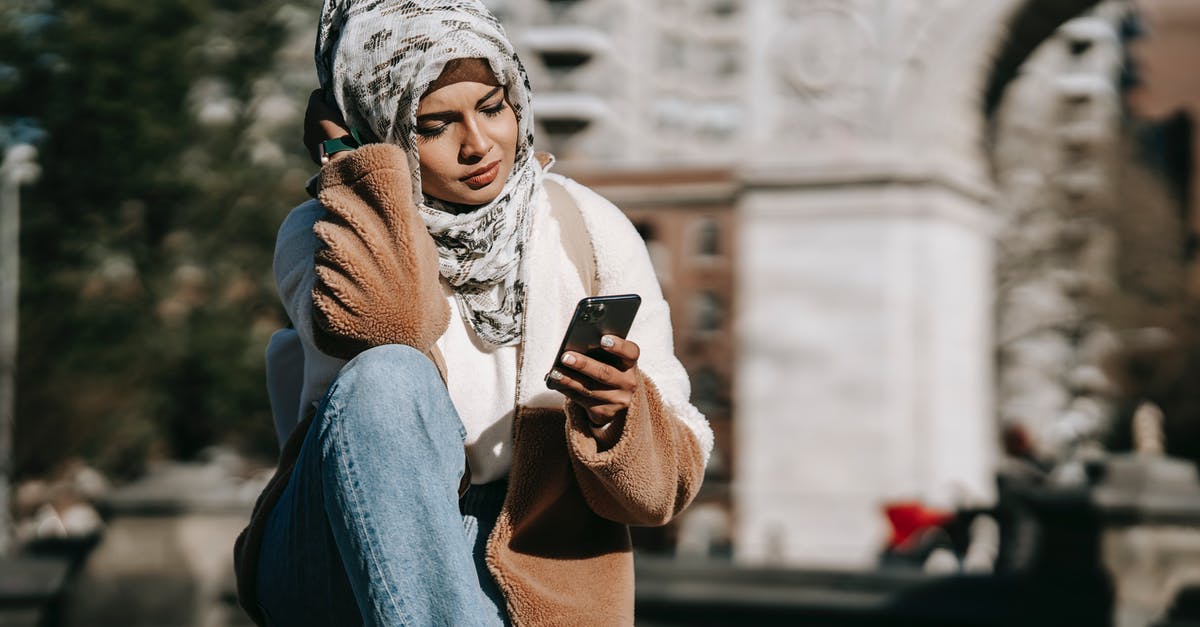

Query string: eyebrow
416 86 504 123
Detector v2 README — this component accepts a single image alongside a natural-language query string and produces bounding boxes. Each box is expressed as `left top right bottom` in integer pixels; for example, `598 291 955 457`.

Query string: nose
459 119 492 162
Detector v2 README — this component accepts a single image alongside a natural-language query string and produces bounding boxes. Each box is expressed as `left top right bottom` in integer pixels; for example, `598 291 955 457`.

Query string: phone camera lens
583 303 606 323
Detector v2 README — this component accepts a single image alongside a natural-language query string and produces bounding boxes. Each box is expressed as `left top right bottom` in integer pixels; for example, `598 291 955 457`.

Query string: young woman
234 2 712 625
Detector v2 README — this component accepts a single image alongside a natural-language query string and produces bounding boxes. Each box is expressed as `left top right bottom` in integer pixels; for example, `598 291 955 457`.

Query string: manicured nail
548 369 563 381
601 336 615 348
561 353 576 366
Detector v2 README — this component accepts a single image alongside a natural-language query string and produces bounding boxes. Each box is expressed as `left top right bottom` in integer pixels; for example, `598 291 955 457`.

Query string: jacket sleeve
565 372 706 526
277 143 449 360
554 176 713 526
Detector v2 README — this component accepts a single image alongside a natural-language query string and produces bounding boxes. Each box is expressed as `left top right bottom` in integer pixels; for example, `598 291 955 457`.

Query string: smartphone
552 294 642 371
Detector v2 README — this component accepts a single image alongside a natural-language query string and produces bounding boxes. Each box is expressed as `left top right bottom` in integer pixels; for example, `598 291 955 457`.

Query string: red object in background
883 501 955 550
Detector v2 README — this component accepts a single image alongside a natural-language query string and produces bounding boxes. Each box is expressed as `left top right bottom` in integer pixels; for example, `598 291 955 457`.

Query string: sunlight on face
415 67 519 207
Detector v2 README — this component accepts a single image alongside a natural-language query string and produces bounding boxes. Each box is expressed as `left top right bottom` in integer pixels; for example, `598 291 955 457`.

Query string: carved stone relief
768 0 878 142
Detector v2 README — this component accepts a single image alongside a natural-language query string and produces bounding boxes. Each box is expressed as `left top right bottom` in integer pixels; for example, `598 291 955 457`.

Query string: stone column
733 0 998 567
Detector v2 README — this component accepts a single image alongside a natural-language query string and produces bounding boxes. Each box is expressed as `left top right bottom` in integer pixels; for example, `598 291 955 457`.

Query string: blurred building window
540 116 591 136
659 36 686 72
716 44 740 77
709 0 738 18
691 367 724 413
694 291 722 332
697 102 740 140
654 97 688 133
634 221 655 242
540 50 592 73
635 221 673 286
696 218 720 257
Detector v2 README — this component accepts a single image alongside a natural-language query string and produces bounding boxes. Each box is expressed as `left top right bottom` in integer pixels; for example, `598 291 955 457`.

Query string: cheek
499 111 520 158
417 141 453 183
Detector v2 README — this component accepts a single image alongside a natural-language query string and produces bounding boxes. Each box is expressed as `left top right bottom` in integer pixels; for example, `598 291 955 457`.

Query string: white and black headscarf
316 0 541 346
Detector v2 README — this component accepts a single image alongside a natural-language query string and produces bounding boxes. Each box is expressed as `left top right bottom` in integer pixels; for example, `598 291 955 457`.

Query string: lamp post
0 144 40 556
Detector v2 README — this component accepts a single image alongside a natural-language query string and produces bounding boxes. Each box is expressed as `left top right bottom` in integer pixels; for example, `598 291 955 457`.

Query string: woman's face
415 79 519 206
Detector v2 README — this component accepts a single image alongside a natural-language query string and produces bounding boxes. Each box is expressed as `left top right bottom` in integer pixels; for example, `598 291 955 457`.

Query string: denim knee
322 343 464 444
341 344 440 389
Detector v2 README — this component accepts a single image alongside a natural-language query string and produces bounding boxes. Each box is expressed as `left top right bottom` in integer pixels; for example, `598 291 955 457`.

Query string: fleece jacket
234 143 712 626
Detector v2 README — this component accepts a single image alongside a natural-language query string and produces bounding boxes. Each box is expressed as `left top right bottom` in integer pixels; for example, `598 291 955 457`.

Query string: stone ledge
0 556 71 627
634 555 1109 626
0 557 70 605
741 164 994 207
98 460 261 517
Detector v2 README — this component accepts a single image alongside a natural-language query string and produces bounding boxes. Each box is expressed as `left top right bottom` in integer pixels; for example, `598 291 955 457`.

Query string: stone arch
886 0 1106 189
881 0 1124 459
983 0 1106 119
730 0 1122 567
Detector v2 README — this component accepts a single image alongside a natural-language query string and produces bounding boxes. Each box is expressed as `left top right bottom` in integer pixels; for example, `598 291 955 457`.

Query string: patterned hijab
316 0 541 346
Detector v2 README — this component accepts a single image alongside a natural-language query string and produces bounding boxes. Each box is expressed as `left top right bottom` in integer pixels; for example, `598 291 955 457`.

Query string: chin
456 186 503 206
430 187 500 207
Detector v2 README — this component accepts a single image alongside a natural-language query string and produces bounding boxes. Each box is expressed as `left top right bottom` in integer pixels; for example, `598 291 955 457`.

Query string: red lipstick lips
462 160 500 188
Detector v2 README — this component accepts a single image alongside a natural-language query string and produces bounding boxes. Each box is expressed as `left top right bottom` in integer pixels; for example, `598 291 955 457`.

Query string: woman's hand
546 335 641 427
303 89 352 164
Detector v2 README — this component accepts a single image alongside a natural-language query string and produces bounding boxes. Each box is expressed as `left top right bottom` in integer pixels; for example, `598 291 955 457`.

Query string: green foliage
2 0 312 478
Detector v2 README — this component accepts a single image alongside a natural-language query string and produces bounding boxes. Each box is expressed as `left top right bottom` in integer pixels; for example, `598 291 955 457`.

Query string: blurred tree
1102 117 1200 464
0 0 314 478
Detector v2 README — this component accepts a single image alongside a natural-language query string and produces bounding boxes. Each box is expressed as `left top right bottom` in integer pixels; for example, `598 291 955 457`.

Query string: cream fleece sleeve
274 199 325 353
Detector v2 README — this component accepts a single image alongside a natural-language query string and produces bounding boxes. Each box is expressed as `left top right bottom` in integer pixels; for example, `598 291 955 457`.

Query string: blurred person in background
232 1 713 625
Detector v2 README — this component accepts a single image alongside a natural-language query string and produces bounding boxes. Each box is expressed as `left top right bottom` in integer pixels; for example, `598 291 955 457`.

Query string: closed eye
415 86 507 140
416 122 448 138
481 101 507 117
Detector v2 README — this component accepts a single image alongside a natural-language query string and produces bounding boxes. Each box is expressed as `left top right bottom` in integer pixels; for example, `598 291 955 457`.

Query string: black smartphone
552 294 642 371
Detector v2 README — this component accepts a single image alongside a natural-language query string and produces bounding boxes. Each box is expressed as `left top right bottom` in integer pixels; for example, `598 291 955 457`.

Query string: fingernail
548 369 563 381
561 353 576 366
601 336 615 348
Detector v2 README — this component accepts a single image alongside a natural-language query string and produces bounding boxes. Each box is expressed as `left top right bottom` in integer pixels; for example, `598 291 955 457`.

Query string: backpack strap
543 177 599 296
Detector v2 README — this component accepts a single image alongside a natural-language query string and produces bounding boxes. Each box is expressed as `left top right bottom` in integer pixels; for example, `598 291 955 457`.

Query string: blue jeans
255 344 509 627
